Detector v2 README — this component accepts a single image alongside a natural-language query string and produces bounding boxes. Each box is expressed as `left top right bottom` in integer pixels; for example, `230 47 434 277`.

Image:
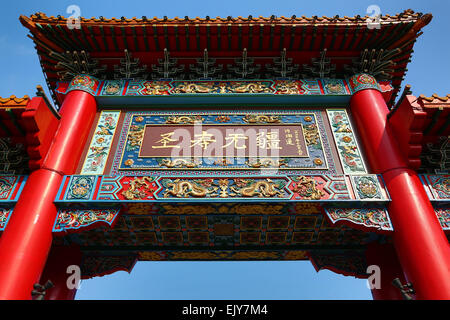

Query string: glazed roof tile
419 94 450 103
19 9 433 108
0 95 30 107
22 9 427 25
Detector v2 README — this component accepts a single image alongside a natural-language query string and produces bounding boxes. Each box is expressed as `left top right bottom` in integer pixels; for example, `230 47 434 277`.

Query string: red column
37 245 82 300
349 74 450 299
365 243 406 300
0 76 97 299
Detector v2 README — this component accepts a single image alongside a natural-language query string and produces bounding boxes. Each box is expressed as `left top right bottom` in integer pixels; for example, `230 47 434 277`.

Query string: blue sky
0 0 448 300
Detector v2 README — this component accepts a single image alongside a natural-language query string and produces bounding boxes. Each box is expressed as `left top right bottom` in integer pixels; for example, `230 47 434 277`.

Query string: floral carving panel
81 111 121 175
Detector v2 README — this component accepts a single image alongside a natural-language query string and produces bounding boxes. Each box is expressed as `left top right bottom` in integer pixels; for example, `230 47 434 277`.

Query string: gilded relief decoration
113 111 332 173
350 175 384 200
56 174 390 203
322 79 347 95
326 109 367 174
324 207 393 232
52 208 121 233
160 177 289 199
65 175 96 200
291 176 325 200
100 80 125 96
57 78 397 98
126 81 171 95
121 177 157 200
171 81 273 94
81 111 120 175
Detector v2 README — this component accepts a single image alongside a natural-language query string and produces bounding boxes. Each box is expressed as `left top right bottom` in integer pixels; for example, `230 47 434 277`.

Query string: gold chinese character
256 131 282 150
152 132 180 149
223 133 248 149
190 131 216 149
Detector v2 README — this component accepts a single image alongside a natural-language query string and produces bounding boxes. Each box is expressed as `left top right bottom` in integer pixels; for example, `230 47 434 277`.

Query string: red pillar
37 245 82 300
365 242 407 300
0 75 97 299
349 74 450 299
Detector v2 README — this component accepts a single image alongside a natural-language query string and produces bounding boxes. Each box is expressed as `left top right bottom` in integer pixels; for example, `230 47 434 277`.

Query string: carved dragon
163 179 218 198
122 177 155 200
230 178 284 198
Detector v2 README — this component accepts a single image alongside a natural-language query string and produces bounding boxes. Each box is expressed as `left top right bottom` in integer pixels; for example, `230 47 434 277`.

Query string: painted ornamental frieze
56 75 394 98
55 174 389 203
52 208 121 234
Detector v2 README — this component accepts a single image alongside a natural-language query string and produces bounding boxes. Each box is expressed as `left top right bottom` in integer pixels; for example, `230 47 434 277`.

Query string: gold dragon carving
232 82 272 93
230 178 285 198
172 83 212 93
303 124 320 146
242 114 281 123
291 176 325 200
141 81 170 95
163 179 218 198
275 81 302 94
126 125 145 149
165 116 203 124
121 177 155 200
246 158 287 168
159 158 199 168
161 178 286 199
